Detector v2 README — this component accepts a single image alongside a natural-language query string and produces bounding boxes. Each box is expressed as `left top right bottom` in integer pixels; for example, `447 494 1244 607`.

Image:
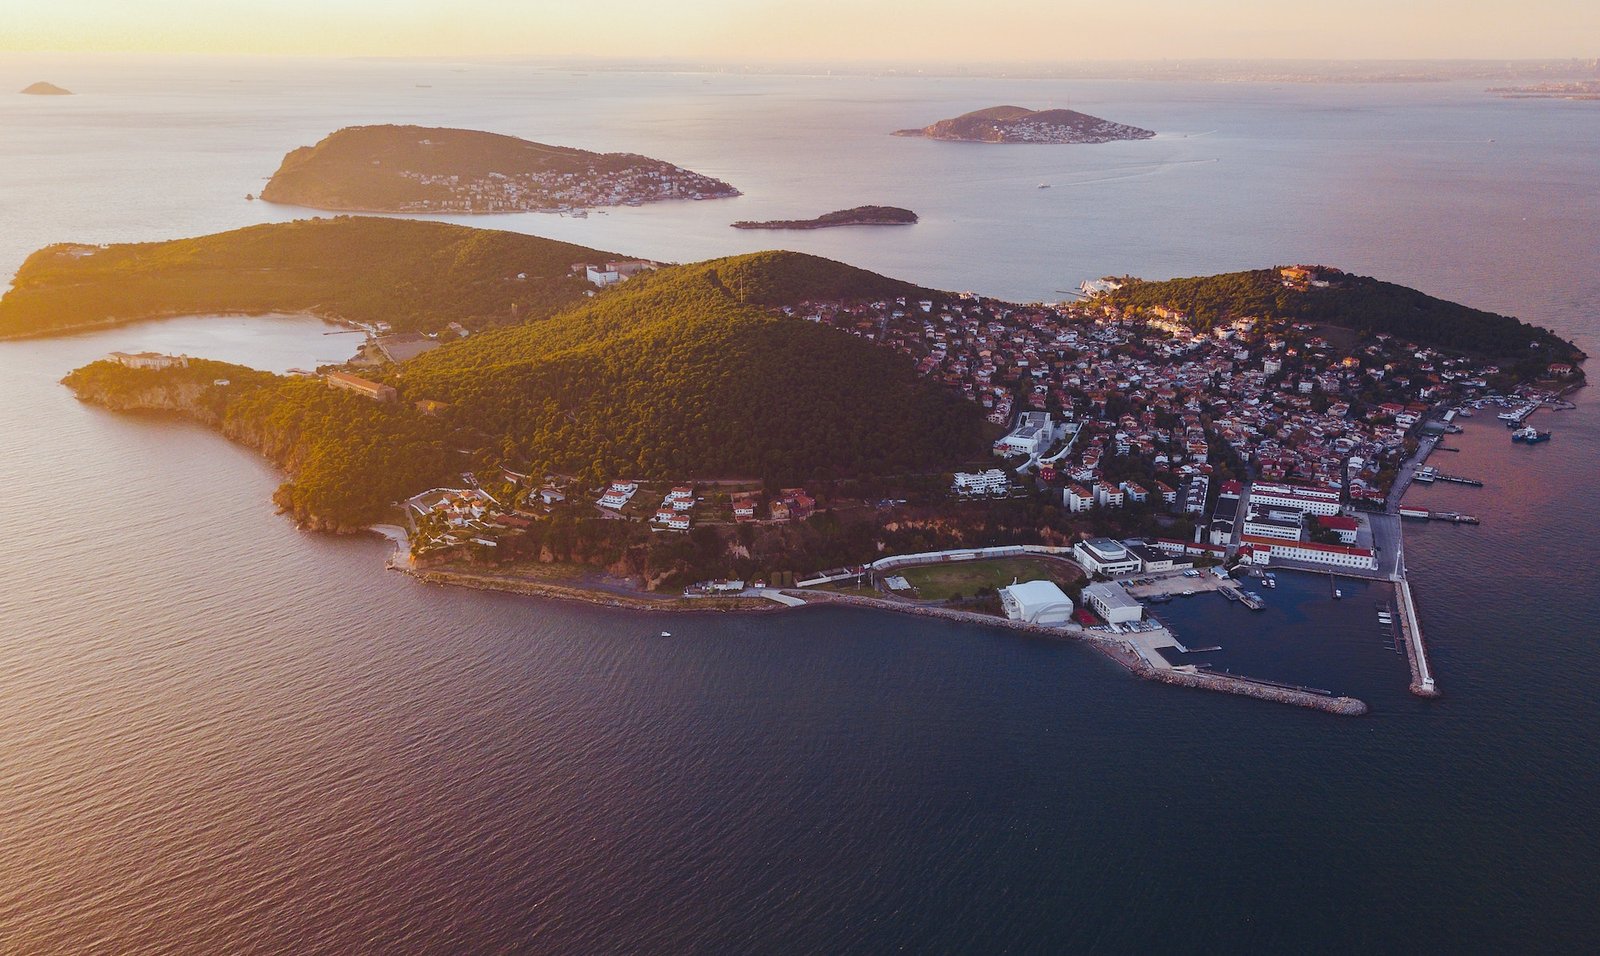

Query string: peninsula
261 124 741 213
20 82 73 96
731 206 918 230
894 105 1155 144
0 217 614 339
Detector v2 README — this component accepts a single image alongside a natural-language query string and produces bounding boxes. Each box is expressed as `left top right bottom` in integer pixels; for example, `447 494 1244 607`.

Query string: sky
5 0 1598 61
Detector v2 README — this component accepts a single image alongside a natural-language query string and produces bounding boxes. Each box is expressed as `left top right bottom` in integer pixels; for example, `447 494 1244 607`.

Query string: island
731 206 918 230
894 105 1154 144
1487 81 1600 101
16 221 1584 713
20 82 73 96
260 124 741 213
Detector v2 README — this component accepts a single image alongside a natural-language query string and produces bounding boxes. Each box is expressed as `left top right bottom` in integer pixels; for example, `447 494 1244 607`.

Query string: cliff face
67 379 223 424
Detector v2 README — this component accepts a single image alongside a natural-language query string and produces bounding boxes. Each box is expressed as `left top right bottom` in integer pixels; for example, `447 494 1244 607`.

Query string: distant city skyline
9 0 1600 61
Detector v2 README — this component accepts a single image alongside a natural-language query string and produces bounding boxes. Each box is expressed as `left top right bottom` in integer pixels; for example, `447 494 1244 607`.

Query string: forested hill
63 251 985 529
0 217 612 338
1105 267 1584 366
394 252 979 481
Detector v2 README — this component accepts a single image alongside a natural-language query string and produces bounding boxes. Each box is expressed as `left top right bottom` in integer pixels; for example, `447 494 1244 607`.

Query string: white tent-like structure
999 580 1075 626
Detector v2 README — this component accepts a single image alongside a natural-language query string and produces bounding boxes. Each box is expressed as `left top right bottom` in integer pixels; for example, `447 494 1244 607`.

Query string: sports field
895 556 1083 601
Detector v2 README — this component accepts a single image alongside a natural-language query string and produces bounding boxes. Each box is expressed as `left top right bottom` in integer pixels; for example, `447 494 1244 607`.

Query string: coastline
258 192 740 217
392 556 1368 716
0 308 351 343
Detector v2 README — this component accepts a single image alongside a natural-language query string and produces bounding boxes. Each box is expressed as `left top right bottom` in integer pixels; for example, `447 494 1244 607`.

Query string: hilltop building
325 370 397 402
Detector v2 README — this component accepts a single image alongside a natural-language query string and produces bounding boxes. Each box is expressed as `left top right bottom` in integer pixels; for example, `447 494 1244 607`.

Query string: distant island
894 105 1154 144
1487 81 1600 101
731 206 918 230
260 124 741 213
20 82 72 96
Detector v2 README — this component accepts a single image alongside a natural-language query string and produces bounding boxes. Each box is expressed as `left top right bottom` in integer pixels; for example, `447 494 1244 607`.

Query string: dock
1399 508 1481 524
1218 585 1265 610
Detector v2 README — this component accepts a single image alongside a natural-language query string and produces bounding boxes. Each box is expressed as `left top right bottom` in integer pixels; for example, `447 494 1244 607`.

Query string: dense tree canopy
1107 267 1582 365
0 217 612 337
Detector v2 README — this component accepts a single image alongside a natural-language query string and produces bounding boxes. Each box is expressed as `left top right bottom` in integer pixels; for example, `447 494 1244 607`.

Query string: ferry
1511 426 1551 444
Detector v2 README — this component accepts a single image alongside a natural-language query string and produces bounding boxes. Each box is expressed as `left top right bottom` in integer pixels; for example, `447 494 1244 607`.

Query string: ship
1512 426 1551 444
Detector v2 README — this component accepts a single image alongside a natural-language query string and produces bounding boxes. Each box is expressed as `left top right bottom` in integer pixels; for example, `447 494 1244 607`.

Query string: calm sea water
1 56 1597 953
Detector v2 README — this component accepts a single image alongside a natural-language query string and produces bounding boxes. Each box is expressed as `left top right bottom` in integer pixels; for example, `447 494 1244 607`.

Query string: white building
597 481 638 509
1249 482 1341 517
1082 581 1143 624
1242 511 1304 541
1241 535 1378 570
1064 484 1094 513
993 411 1057 458
1000 580 1075 626
1073 538 1141 577
1095 482 1126 509
952 469 1009 496
1184 476 1210 515
585 264 621 287
109 351 189 370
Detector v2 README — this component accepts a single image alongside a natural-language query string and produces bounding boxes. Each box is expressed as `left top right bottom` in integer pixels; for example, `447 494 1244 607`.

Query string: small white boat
1037 183 1051 189
660 631 672 637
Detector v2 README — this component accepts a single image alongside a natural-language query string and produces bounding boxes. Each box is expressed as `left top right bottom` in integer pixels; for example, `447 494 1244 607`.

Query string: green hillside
396 252 977 481
0 217 610 338
1106 267 1583 366
63 250 985 528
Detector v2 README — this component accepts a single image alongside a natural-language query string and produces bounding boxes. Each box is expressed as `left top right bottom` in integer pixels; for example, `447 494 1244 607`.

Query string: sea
1 55 1597 954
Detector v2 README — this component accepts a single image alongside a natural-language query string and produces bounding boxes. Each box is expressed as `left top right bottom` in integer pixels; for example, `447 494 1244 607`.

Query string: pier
1394 567 1439 697
1399 508 1481 524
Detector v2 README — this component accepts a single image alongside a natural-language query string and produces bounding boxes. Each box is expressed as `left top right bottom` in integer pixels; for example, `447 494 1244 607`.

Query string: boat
1263 577 1277 589
1334 589 1343 599
1512 426 1551 444
660 631 672 637
1037 183 1051 189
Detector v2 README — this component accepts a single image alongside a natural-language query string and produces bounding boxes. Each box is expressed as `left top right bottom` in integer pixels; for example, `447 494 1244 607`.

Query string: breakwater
1394 573 1441 697
796 591 1368 716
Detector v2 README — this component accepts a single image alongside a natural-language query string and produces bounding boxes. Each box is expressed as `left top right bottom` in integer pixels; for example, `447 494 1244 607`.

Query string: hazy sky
7 0 1598 60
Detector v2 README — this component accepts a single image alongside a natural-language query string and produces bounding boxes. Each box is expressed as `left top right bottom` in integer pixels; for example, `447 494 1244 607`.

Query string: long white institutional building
1248 482 1342 517
1241 535 1378 571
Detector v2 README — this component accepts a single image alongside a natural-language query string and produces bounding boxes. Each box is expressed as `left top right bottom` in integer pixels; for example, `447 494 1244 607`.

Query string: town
391 160 739 213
